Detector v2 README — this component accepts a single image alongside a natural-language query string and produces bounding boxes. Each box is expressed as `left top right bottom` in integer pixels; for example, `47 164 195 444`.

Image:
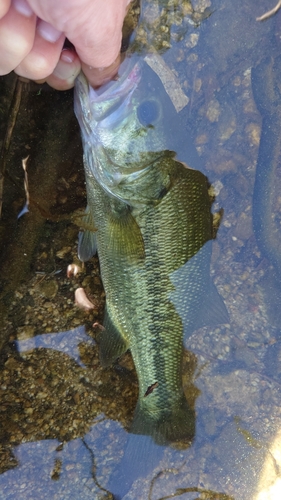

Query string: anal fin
78 206 97 262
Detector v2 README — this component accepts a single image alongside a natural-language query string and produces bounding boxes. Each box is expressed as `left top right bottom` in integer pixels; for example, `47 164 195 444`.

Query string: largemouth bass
74 56 228 445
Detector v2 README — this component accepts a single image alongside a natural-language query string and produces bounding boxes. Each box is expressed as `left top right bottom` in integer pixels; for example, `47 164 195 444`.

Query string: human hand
0 0 131 89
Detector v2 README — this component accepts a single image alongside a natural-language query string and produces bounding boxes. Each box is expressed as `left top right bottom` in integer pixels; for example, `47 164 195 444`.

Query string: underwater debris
18 156 30 218
256 1 281 21
75 287 96 310
67 263 82 278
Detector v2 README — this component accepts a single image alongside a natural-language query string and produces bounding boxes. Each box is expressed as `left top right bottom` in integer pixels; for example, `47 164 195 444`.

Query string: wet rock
245 122 261 147
201 408 218 437
232 173 250 197
55 246 72 259
218 104 236 142
233 212 253 241
38 279 58 299
16 325 35 341
213 420 265 479
234 345 257 368
206 99 221 122
264 342 281 380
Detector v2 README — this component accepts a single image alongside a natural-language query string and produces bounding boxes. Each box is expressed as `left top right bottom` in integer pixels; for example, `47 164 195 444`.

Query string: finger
27 0 129 68
0 0 11 19
0 0 36 75
71 1 127 69
14 20 65 80
82 53 122 88
44 49 81 90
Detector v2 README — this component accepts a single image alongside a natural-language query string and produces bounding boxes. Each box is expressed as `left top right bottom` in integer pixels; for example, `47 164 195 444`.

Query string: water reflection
16 326 96 368
0 422 123 499
1 0 281 499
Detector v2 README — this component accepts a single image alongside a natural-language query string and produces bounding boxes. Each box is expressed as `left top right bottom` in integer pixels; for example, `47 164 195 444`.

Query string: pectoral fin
99 307 129 367
106 204 145 262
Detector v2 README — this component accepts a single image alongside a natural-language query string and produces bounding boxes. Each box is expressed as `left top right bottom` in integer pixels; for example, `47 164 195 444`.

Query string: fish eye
137 99 160 127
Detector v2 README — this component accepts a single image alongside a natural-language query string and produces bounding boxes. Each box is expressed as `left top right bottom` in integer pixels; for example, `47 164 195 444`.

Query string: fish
74 55 228 446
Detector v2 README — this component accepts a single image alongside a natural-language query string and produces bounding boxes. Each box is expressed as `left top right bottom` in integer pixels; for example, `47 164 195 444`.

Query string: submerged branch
256 1 281 21
0 77 26 218
149 465 234 500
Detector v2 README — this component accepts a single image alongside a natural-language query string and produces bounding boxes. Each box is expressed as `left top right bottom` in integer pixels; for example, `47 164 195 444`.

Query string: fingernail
52 60 78 80
13 0 34 17
37 20 62 43
60 49 75 63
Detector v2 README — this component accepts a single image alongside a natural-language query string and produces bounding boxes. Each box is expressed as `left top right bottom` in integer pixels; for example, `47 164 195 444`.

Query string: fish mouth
87 56 141 122
93 56 140 96
74 55 142 143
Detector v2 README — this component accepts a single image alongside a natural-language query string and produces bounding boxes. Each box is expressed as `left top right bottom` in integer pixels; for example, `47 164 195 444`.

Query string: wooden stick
0 77 25 218
256 0 281 21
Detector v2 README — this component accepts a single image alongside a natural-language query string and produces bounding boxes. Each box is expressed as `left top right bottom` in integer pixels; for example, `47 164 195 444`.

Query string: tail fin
107 434 164 499
107 397 195 498
130 395 195 446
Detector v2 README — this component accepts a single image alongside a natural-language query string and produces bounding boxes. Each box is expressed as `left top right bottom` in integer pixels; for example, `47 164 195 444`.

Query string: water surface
1 1 281 499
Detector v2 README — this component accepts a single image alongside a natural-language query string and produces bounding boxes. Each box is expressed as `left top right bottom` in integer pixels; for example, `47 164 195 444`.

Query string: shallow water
1 0 281 499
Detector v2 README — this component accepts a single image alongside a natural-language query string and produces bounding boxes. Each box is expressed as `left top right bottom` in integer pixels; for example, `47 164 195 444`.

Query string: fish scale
84 154 217 444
